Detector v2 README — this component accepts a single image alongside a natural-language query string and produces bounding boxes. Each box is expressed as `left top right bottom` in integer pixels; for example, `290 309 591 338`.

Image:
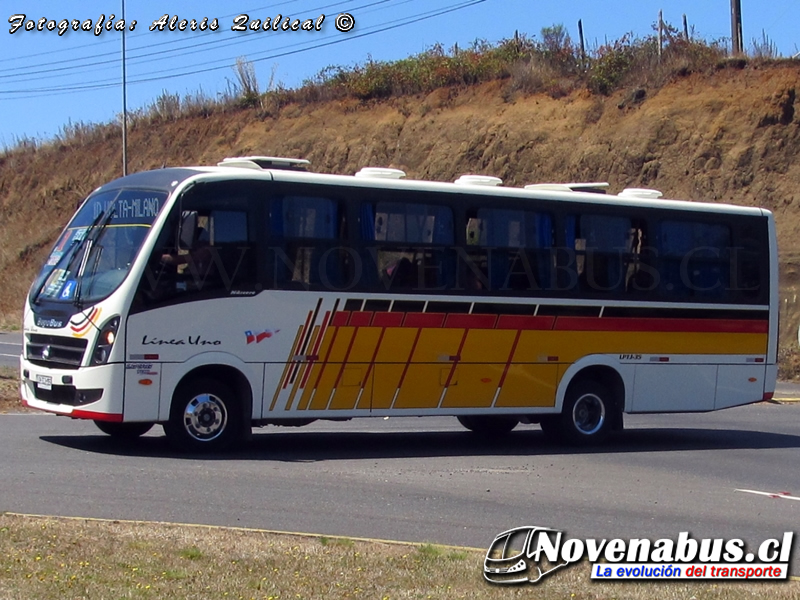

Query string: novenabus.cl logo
484 526 578 584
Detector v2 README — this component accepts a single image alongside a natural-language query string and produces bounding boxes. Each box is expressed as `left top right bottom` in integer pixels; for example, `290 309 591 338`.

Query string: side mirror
179 210 198 250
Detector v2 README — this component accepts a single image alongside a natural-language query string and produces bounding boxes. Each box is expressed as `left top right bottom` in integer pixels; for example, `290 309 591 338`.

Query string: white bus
20 157 778 451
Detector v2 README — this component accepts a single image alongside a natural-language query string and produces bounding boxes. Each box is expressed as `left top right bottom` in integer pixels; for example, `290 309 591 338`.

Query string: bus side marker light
748 377 757 382
138 379 153 386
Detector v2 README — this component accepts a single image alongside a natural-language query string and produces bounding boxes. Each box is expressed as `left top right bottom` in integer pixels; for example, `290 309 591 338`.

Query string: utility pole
121 0 129 176
730 0 743 55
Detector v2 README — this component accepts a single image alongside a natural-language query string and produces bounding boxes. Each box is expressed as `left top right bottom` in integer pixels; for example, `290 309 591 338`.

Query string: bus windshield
30 188 167 306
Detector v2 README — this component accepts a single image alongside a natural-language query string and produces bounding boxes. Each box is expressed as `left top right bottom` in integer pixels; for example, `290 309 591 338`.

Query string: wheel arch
159 352 257 423
556 356 632 427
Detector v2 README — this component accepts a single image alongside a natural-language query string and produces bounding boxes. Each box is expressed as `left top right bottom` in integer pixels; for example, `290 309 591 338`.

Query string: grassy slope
2 64 800 362
1 513 798 599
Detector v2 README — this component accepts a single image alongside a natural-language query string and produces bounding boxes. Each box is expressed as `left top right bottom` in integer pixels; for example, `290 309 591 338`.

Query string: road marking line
0 341 21 346
0 353 20 358
735 488 800 501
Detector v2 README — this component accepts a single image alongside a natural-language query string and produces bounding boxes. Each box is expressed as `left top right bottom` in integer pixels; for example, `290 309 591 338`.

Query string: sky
1 0 797 147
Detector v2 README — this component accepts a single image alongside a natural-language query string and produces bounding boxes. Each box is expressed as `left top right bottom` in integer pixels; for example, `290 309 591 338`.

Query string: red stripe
310 312 330 357
300 312 331 388
497 330 523 388
403 313 444 328
72 410 124 422
372 312 404 327
349 311 373 327
362 327 388 390
331 311 350 327
444 314 497 329
332 326 362 389
496 315 555 330
312 324 342 390
396 329 424 389
283 310 314 389
553 316 768 334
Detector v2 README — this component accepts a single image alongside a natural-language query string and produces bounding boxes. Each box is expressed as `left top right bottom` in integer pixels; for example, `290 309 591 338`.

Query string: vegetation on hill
1 22 768 153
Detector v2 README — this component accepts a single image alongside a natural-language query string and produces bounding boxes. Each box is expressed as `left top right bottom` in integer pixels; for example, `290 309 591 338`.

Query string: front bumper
20 357 125 421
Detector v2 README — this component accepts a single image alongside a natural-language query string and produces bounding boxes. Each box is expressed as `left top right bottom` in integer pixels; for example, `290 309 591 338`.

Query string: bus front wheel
547 380 616 445
94 420 153 440
164 378 243 452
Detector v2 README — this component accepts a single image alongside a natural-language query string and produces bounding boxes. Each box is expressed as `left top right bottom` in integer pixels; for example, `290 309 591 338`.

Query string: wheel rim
571 393 606 435
182 393 227 442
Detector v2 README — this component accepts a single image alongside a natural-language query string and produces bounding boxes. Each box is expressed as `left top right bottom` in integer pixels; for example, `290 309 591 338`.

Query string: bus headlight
91 317 120 365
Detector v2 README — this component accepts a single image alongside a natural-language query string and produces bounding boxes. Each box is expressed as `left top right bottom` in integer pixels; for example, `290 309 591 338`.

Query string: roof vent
355 167 407 179
454 175 503 186
525 182 609 194
618 188 663 199
218 156 311 170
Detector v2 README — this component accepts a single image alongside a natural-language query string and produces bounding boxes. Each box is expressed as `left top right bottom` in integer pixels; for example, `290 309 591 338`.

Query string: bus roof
100 161 769 218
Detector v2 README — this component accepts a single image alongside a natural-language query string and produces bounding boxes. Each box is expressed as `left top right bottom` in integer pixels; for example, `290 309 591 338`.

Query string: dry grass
0 366 25 414
0 514 797 600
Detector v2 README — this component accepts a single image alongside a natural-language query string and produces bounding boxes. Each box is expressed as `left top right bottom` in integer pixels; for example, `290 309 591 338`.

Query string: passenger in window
161 226 212 272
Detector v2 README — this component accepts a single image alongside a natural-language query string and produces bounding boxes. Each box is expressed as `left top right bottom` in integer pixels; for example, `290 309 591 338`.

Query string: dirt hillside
2 63 800 367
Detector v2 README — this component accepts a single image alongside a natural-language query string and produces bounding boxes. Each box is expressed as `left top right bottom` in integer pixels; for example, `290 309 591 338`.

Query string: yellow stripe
268 326 304 412
284 326 319 411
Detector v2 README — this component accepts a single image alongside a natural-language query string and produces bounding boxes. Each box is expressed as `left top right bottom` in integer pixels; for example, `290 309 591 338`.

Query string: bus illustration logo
484 526 575 585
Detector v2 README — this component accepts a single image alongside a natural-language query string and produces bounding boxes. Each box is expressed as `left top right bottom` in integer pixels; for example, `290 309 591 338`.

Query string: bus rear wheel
548 380 616 445
164 378 243 452
457 415 518 437
94 420 153 440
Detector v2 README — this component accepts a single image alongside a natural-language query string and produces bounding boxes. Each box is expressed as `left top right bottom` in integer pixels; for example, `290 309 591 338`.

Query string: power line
3 0 303 64
0 0 396 81
1 0 485 98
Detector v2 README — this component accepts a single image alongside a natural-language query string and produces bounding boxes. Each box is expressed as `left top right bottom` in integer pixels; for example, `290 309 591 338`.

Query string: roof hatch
218 156 311 170
618 188 664 199
454 175 503 186
355 167 407 179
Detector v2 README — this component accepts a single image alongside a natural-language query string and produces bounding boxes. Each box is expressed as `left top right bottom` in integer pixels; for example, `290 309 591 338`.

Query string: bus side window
362 201 454 292
269 195 347 289
566 214 631 294
134 185 258 308
465 208 553 292
624 223 656 295
734 232 763 302
658 221 730 301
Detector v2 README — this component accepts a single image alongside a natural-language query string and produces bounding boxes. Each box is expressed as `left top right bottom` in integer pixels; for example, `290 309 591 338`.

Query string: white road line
736 489 800 501
0 353 20 358
0 341 21 346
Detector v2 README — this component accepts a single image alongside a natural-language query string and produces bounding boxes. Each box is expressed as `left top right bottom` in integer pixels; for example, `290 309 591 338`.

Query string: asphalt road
1 403 798 570
0 331 21 369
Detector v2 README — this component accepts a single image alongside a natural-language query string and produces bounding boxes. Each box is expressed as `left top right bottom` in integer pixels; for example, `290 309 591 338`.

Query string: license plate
35 374 52 391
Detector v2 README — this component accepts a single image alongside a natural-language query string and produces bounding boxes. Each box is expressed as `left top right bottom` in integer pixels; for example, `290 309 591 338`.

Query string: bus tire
555 380 615 445
164 378 243 452
457 415 518 437
94 420 153 440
